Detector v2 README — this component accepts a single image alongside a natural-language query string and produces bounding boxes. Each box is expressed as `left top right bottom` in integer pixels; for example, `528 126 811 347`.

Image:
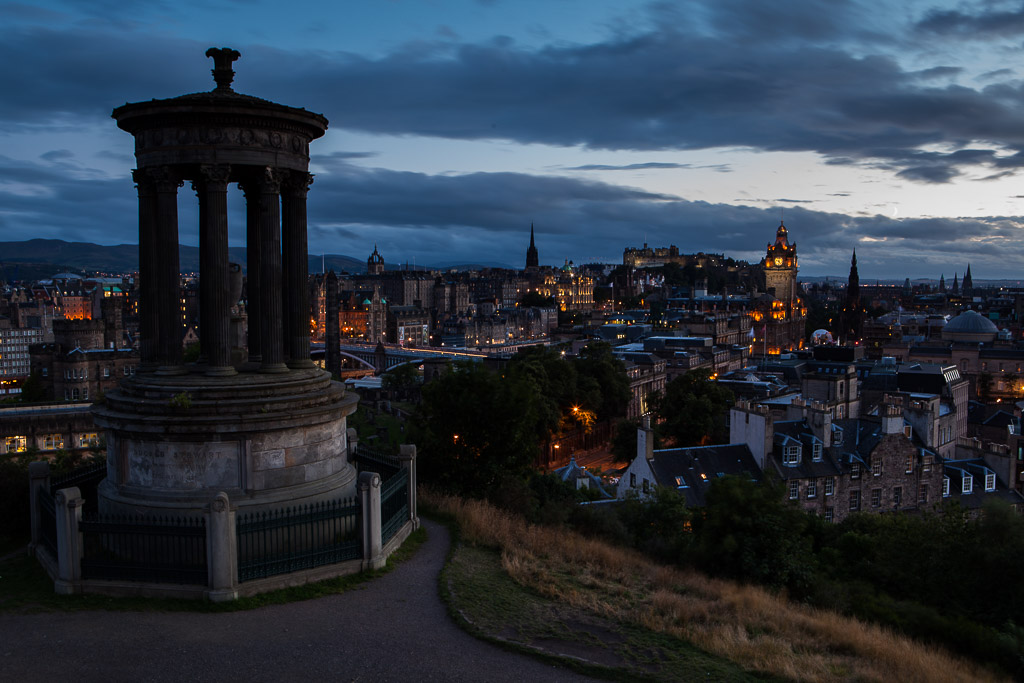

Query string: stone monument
94 47 358 516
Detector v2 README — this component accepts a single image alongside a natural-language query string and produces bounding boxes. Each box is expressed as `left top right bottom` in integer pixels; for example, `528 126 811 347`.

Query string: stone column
257 168 288 373
240 180 262 364
325 270 341 377
282 171 315 369
133 169 158 371
359 471 383 570
54 486 84 595
150 166 186 375
205 492 238 602
196 164 236 376
28 461 50 552
399 444 419 530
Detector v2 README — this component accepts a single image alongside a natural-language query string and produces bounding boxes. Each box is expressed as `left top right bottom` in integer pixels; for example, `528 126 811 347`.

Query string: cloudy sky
5 0 1024 279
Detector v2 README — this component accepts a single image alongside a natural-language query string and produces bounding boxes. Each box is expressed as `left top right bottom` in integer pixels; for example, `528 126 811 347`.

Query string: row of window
0 433 99 453
782 442 824 466
788 477 837 500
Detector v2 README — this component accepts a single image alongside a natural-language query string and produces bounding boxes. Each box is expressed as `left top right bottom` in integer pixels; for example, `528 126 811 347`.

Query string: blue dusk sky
4 0 1024 279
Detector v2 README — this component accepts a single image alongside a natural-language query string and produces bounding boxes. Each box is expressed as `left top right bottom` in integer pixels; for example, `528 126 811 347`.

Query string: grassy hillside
427 490 1006 683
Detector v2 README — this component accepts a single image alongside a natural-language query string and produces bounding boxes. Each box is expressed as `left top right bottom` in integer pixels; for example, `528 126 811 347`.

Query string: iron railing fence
80 514 207 585
236 497 362 583
51 461 107 515
37 485 57 558
381 468 410 544
352 445 402 481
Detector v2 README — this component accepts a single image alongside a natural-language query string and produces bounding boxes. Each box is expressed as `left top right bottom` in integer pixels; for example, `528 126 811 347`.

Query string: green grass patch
0 526 426 614
441 542 778 682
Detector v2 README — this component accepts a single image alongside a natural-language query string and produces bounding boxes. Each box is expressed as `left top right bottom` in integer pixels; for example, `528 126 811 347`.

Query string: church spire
525 222 539 270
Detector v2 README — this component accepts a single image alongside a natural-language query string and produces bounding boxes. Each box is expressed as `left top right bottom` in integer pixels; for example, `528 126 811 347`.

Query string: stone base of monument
93 368 358 517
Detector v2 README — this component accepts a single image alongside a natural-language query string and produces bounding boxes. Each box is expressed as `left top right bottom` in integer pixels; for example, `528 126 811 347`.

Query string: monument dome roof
941 309 997 342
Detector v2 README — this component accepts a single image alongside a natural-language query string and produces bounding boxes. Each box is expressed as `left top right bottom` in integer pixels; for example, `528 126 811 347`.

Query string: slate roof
942 459 1024 510
552 457 613 499
770 420 844 480
648 444 760 507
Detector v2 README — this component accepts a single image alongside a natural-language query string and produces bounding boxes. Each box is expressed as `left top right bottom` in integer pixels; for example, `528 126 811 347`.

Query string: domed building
941 310 998 344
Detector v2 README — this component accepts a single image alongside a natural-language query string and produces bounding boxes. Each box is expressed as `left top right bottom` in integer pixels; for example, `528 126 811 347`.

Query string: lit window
905 455 913 474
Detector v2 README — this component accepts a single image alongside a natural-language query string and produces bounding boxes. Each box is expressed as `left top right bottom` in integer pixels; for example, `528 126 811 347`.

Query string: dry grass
425 489 1006 683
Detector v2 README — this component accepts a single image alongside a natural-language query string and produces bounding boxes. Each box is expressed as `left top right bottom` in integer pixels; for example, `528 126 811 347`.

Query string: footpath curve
0 520 594 682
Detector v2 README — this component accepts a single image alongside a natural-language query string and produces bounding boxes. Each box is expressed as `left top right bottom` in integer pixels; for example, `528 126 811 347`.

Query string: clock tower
764 221 797 301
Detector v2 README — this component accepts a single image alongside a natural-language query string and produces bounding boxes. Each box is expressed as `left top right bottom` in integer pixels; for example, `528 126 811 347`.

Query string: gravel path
0 520 594 682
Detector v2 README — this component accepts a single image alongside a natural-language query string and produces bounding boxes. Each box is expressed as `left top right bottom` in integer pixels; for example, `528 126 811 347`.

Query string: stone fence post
205 491 238 602
399 444 419 530
54 486 83 595
359 471 383 570
28 461 51 552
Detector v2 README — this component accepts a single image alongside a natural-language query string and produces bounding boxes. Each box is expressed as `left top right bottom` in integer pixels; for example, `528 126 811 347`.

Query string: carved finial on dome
206 47 241 92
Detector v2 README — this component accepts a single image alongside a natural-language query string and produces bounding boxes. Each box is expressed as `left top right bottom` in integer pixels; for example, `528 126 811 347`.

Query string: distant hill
0 239 511 280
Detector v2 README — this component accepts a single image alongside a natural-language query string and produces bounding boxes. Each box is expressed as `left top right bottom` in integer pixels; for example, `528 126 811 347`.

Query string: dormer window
962 475 973 494
985 473 996 492
783 445 801 465
812 444 822 462
943 476 950 497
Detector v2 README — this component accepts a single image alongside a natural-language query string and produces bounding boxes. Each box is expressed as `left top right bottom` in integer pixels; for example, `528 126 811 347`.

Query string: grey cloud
917 6 1024 37
912 66 962 80
8 14 1024 185
978 68 1014 81
567 162 689 171
2 151 1023 277
40 149 74 162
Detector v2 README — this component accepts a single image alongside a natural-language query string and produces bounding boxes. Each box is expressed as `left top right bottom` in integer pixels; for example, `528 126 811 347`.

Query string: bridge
310 342 497 373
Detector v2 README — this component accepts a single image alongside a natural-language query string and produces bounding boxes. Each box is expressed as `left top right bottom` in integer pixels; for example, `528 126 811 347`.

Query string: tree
611 418 643 463
573 342 630 421
694 475 816 594
977 371 995 403
411 362 545 495
519 291 555 308
381 362 420 400
654 369 734 447
18 370 47 403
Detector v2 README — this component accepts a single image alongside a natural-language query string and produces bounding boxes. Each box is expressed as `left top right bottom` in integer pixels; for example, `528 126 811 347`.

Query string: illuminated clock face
774 257 783 266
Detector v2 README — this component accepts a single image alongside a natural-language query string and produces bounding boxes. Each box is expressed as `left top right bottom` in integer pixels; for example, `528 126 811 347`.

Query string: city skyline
4 0 1024 278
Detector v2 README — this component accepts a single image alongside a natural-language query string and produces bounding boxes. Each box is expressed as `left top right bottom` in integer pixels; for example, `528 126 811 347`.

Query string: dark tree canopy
654 369 734 447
